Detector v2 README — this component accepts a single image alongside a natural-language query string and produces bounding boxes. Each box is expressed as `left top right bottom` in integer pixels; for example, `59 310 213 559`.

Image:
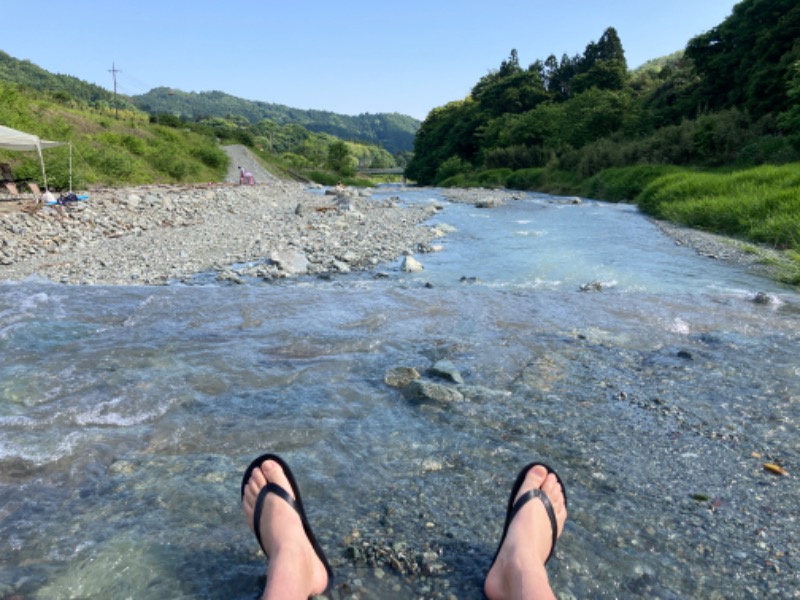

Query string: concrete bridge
356 167 405 175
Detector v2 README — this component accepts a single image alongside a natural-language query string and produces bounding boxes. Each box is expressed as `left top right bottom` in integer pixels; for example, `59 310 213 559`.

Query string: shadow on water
1 190 799 598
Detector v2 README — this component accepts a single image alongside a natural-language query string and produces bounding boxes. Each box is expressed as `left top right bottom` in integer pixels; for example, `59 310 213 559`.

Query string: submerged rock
384 367 421 388
429 360 464 384
579 280 603 292
406 380 464 405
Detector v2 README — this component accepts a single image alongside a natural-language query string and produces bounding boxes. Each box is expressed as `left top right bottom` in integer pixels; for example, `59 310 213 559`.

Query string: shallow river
1 188 798 599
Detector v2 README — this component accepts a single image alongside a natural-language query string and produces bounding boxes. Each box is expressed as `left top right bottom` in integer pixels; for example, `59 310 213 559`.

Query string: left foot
242 459 329 598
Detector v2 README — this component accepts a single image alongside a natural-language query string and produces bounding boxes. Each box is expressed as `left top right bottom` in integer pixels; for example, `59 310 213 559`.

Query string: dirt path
222 144 278 184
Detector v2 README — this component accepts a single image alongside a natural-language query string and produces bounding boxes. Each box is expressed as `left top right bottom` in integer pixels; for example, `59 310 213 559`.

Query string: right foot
484 464 568 600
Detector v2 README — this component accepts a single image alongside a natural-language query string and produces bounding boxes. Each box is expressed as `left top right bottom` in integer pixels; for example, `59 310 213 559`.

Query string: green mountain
131 88 419 155
0 50 419 155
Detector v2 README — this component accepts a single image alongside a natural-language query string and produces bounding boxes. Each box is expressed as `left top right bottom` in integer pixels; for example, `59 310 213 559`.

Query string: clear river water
1 187 798 599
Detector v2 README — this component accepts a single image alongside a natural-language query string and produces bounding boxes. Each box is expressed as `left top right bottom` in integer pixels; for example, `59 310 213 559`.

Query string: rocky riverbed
0 182 444 285
0 181 794 287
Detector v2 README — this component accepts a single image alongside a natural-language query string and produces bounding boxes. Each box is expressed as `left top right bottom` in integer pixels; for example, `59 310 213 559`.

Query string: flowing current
1 188 798 599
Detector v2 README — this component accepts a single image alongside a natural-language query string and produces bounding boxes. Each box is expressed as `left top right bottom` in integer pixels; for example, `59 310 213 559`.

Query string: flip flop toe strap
511 488 558 563
252 482 298 555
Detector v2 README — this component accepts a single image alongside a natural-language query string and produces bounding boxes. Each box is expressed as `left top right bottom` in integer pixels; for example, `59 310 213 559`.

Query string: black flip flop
240 453 334 591
488 461 568 570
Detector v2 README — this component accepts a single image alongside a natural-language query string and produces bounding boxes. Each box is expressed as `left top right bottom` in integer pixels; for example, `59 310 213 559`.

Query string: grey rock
429 360 464 384
402 255 424 272
407 380 464 405
385 367 421 388
270 249 310 275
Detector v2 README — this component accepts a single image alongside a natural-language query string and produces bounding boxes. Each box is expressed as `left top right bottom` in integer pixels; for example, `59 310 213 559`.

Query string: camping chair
0 163 42 199
1 181 20 197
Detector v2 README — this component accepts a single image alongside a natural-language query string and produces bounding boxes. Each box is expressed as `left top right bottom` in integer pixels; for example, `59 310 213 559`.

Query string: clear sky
3 1 739 121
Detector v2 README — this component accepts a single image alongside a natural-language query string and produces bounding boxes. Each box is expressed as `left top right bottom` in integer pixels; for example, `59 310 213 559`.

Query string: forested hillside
406 0 800 186
0 50 136 112
0 51 417 156
132 88 419 155
0 52 402 187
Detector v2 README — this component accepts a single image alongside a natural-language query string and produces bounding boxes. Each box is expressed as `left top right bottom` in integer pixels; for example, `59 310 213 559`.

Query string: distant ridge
0 51 419 155
133 88 419 155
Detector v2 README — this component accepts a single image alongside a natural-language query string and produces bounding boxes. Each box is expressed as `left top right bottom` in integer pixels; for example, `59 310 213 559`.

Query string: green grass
636 164 800 250
581 165 682 202
0 90 229 190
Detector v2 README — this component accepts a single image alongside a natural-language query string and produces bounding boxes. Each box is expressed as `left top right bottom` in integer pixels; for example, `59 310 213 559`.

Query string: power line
108 62 121 118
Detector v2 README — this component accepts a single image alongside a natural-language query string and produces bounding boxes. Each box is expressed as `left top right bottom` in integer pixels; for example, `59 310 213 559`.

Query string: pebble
0 183 440 285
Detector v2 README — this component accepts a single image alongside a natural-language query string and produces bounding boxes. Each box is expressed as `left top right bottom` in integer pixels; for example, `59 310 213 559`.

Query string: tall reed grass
637 165 800 250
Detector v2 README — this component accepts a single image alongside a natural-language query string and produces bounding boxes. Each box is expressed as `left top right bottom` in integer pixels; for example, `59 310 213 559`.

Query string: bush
192 146 228 170
476 168 512 187
435 156 471 184
582 165 681 202
506 168 545 191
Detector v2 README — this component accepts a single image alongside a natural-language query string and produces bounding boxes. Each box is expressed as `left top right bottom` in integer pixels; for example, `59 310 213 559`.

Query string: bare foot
484 464 568 600
242 459 330 599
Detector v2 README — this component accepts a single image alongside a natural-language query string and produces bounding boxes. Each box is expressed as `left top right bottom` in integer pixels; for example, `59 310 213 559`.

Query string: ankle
486 545 553 600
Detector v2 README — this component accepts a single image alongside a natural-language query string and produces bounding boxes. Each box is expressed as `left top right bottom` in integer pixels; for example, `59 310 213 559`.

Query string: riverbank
0 183 442 285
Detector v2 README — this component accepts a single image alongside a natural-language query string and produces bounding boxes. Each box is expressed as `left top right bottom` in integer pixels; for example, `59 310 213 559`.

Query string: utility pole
109 62 121 118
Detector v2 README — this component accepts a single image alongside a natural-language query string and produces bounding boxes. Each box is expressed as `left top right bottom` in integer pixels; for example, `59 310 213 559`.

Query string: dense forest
407 0 800 187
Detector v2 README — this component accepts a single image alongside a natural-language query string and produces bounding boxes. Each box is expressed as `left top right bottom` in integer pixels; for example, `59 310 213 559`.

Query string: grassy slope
0 83 228 189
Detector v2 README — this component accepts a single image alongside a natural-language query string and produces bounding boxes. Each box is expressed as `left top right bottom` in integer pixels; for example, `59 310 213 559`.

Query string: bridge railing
356 168 405 175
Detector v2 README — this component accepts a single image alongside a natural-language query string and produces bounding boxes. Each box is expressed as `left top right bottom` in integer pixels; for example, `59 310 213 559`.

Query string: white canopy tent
0 124 71 191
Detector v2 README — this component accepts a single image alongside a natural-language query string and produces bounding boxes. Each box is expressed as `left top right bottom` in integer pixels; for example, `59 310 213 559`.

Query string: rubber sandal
240 453 334 592
488 461 568 571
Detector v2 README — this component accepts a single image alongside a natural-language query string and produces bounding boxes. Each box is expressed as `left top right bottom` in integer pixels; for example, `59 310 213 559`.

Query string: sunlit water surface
1 188 798 598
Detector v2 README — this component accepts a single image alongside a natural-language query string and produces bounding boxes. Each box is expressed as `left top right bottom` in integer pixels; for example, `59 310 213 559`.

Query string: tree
572 28 628 94
685 0 800 118
471 50 549 116
778 61 800 133
327 141 355 176
406 99 483 184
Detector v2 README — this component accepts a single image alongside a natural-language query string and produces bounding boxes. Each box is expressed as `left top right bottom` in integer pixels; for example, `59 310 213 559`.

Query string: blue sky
4 1 738 121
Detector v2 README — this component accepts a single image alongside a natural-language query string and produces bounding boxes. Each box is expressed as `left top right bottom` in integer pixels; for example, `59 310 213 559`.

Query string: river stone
457 385 511 401
385 366 421 388
476 198 502 208
429 360 464 384
402 255 424 272
270 249 309 274
407 380 464 405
